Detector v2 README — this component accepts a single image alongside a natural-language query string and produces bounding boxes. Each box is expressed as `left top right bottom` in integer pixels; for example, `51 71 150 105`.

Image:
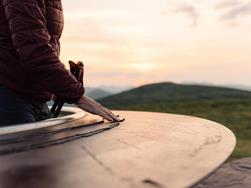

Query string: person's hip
0 85 52 126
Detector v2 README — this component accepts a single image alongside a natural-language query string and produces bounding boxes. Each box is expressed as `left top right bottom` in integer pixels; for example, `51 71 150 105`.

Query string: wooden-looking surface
0 110 236 188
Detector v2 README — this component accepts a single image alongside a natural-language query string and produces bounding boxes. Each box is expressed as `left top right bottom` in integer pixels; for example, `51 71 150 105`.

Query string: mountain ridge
98 82 251 107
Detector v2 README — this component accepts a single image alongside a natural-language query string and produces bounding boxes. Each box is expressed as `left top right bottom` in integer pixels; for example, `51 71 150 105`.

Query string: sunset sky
60 0 251 87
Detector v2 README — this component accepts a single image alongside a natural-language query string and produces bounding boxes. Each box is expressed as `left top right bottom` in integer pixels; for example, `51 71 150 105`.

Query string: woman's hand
76 95 120 122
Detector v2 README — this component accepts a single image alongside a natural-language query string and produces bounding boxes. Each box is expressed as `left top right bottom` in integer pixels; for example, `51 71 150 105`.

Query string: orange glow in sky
60 0 251 87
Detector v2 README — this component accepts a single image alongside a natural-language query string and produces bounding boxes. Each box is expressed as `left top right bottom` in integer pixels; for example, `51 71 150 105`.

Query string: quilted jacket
0 0 84 103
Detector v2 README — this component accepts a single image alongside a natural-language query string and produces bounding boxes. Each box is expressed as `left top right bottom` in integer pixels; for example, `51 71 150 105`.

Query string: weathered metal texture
0 110 236 188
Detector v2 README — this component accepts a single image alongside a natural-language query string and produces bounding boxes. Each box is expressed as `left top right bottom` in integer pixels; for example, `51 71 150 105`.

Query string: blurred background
60 0 251 159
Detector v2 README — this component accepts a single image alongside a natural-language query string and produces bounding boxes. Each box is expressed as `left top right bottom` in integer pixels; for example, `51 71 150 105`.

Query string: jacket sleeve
3 0 84 103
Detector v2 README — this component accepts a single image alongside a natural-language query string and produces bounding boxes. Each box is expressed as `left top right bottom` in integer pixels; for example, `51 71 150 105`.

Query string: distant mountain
96 85 133 94
98 82 251 108
84 85 133 100
224 84 251 92
182 82 251 92
85 88 111 100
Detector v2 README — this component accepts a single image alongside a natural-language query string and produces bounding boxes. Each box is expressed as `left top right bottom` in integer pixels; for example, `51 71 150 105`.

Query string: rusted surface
0 110 236 188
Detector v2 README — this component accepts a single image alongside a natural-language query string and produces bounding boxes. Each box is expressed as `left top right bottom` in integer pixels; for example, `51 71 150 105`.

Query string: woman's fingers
103 107 120 122
96 109 114 122
77 95 121 122
84 104 115 122
96 106 119 122
87 97 120 122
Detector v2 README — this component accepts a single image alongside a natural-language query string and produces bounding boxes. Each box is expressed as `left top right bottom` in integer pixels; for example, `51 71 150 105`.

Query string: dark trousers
0 85 52 126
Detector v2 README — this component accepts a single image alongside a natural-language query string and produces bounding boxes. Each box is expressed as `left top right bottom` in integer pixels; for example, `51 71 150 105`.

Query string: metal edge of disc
0 107 86 136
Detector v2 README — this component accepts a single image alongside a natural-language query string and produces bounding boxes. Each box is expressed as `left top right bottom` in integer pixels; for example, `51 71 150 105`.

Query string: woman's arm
3 0 121 122
3 0 84 103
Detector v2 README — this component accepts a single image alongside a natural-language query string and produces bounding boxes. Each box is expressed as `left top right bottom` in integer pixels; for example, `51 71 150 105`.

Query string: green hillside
99 82 251 159
99 82 251 107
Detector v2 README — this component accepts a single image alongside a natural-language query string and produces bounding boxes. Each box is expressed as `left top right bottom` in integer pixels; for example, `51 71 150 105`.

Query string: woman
0 0 119 125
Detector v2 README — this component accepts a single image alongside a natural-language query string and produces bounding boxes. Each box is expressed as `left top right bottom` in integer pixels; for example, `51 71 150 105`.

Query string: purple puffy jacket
0 0 85 103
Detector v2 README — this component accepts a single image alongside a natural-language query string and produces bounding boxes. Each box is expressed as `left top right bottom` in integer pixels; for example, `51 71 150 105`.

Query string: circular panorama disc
0 110 236 188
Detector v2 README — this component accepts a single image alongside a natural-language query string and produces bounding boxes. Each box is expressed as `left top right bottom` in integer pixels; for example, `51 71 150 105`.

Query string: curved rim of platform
0 107 86 136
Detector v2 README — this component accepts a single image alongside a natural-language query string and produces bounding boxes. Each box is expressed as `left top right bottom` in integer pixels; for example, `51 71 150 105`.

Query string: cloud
221 3 251 20
173 3 200 27
215 1 251 23
215 0 242 10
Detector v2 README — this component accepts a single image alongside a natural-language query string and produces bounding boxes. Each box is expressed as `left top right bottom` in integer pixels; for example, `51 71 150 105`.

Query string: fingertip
107 117 114 122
